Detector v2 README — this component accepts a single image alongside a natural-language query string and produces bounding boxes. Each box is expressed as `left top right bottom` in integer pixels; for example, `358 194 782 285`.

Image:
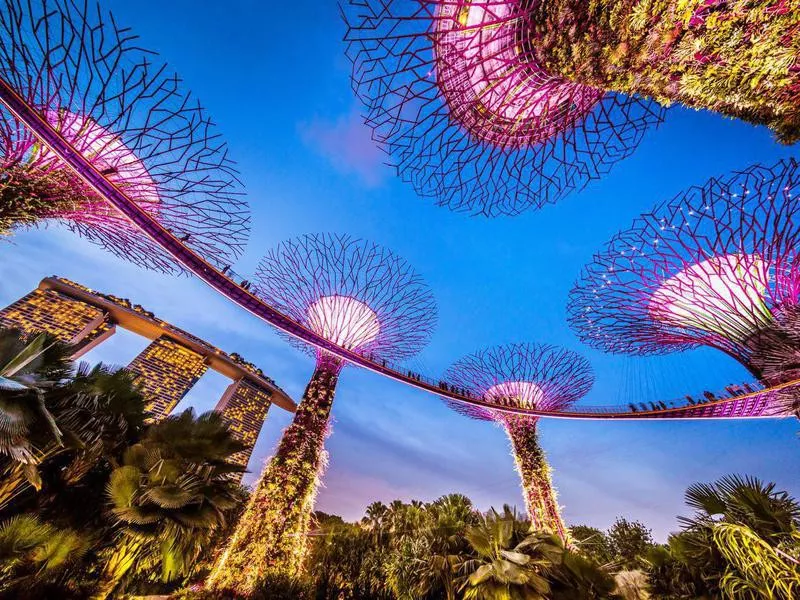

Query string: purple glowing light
32 109 161 225
254 233 437 365
485 380 545 408
306 295 381 351
434 0 601 147
444 343 594 420
46 110 159 204
344 0 664 215
569 159 800 385
648 253 771 340
0 0 249 272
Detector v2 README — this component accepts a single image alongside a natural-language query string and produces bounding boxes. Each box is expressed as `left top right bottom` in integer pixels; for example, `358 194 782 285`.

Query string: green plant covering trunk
529 0 800 143
0 168 84 235
207 359 340 595
502 415 568 542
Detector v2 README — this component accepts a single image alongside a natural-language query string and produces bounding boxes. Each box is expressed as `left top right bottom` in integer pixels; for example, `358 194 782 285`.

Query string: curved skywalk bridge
1 77 796 422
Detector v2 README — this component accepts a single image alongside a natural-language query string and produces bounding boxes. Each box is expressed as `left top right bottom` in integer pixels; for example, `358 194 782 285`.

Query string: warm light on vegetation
207 364 339 595
531 0 800 143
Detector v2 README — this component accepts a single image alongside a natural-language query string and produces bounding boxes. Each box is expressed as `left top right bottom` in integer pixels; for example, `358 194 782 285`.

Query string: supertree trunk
501 415 568 542
529 0 800 143
207 357 340 594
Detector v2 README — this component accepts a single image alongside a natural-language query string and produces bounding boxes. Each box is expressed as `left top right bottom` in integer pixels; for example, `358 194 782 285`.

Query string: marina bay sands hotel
0 277 296 471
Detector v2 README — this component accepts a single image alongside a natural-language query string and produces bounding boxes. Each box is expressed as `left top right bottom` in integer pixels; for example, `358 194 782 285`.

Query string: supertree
444 343 594 541
568 158 800 415
207 233 437 593
343 0 799 215
343 0 663 215
0 0 249 273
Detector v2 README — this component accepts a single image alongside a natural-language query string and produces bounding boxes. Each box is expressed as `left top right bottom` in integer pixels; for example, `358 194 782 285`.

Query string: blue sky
1 0 799 540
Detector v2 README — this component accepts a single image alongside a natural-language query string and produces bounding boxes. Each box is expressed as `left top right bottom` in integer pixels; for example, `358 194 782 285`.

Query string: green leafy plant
0 514 88 591
94 409 244 599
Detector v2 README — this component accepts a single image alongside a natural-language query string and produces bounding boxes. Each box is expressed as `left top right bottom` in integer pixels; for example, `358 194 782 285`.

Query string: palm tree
386 534 434 600
94 409 244 600
426 494 479 600
0 329 72 499
0 361 146 510
50 363 145 485
650 475 800 599
549 550 618 600
386 499 408 535
682 475 800 541
457 506 560 600
713 523 800 599
0 514 88 592
363 500 388 543
0 329 70 465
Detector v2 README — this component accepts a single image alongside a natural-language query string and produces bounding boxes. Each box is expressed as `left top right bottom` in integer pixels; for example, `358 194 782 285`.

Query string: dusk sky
1 0 799 541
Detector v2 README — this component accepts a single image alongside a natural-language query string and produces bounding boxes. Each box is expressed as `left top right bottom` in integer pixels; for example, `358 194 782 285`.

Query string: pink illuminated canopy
38 109 160 212
444 343 594 421
648 253 772 341
486 380 546 409
433 0 602 147
306 295 381 351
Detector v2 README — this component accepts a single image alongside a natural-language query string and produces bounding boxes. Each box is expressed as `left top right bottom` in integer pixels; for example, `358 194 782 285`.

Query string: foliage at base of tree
207 363 339 594
294 500 620 600
0 329 245 599
646 475 800 599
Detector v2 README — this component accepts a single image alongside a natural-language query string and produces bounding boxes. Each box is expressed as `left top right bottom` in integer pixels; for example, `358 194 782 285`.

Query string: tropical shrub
95 409 245 599
0 514 88 594
647 475 800 599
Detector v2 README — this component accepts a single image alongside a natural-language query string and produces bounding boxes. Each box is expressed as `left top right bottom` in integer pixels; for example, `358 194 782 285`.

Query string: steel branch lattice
0 0 249 273
0 8 793 421
342 0 665 216
254 233 437 364
569 159 800 394
444 343 594 421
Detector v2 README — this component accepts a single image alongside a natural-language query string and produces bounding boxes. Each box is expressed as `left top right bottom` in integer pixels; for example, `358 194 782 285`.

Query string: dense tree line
208 479 797 600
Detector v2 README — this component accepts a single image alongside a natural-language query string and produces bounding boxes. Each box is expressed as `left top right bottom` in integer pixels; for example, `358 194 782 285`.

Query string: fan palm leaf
0 515 87 590
459 506 556 600
0 330 70 464
95 409 244 599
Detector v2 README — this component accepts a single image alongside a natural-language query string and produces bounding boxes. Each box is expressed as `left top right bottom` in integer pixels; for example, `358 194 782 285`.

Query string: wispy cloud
299 110 388 187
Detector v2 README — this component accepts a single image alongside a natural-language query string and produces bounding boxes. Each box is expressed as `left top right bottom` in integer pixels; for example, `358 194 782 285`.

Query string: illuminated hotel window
127 336 209 420
216 379 273 469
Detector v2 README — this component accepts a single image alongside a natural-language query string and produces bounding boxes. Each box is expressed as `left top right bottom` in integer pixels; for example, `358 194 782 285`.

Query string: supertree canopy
343 0 666 215
0 0 249 272
568 158 800 389
208 233 437 594
344 0 799 215
445 343 594 541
